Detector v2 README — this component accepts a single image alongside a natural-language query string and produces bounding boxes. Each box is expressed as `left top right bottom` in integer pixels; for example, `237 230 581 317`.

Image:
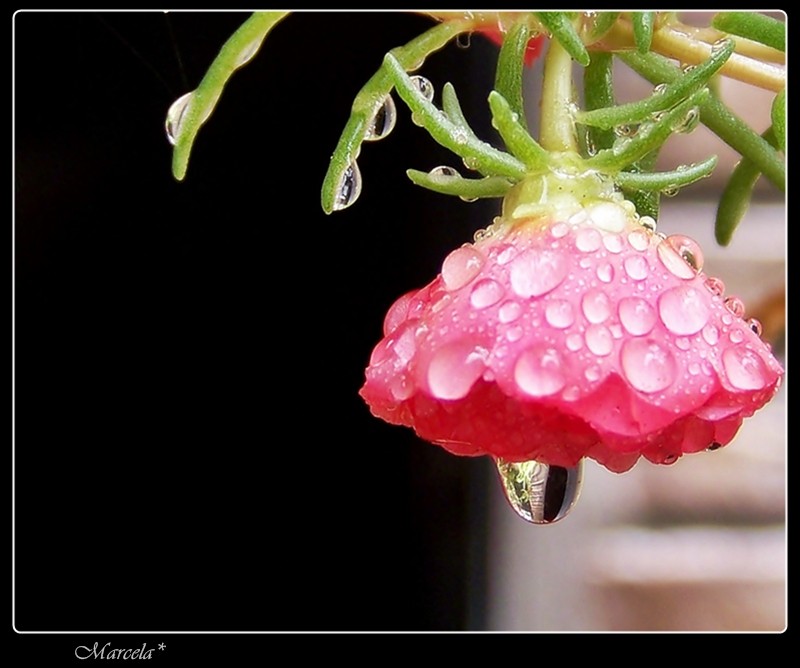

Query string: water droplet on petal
390 375 414 400
729 329 744 343
702 323 719 345
664 234 704 272
640 216 657 232
657 237 697 279
704 276 726 297
596 263 614 283
551 222 570 238
575 228 602 252
470 278 504 309
628 230 649 251
662 453 679 465
566 333 583 352
364 95 397 141
495 458 583 524
498 300 522 323
332 161 363 211
509 249 568 298
545 300 575 329
165 92 194 145
585 365 601 381
506 326 523 342
585 324 613 356
621 339 677 393
623 255 649 281
724 295 746 318
582 289 611 324
442 246 485 291
514 346 565 396
619 297 657 336
495 244 517 265
659 285 709 335
427 341 487 399
707 441 723 451
747 318 763 337
722 345 768 390
603 234 624 253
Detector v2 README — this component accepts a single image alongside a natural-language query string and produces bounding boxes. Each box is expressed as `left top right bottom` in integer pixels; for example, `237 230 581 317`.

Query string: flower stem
539 38 578 153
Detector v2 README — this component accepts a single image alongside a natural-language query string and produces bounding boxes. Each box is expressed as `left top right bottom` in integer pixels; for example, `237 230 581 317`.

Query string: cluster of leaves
167 11 785 246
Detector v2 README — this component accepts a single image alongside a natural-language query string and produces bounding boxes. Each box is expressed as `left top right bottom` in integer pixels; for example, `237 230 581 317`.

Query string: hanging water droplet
682 64 697 74
747 317 763 337
661 234 704 276
364 95 397 141
672 106 700 134
462 156 480 171
704 276 726 297
661 185 680 197
662 453 679 465
165 91 194 145
410 75 434 101
495 458 583 524
723 295 746 318
332 161 363 211
429 165 460 179
456 32 472 49
707 441 723 451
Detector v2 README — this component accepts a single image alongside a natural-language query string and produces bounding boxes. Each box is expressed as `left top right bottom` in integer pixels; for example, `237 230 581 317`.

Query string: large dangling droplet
495 458 583 524
332 161 363 211
165 92 194 146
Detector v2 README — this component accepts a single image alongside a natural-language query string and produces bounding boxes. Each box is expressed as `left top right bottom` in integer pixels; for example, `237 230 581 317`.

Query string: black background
14 10 503 643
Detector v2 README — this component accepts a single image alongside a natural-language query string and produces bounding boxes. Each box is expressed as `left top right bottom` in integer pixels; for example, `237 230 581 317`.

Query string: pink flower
359 202 783 473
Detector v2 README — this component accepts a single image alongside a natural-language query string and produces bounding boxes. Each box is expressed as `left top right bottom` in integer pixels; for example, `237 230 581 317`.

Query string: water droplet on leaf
495 458 583 524
364 95 397 141
332 161 363 211
410 75 434 101
165 92 194 145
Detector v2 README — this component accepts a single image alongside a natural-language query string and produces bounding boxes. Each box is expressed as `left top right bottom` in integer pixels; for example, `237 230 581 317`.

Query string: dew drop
707 441 723 451
689 362 701 375
429 165 460 179
747 318 763 337
614 123 637 137
498 300 522 323
585 365 601 382
582 289 611 324
514 346 566 397
332 161 363 211
621 339 677 393
704 276 726 297
723 295 746 318
662 453 679 465
364 95 397 141
410 75 434 101
676 337 691 350
659 285 709 335
722 345 768 390
575 228 602 252
442 246 485 291
470 278 504 309
506 326 523 342
585 324 613 356
640 216 657 232
427 340 487 399
628 230 649 251
390 375 414 400
495 244 517 265
495 458 583 524
509 249 568 298
653 82 668 95
729 329 744 343
657 237 697 279
551 222 570 238
456 32 472 49
603 234 624 253
664 234 704 272
596 263 614 283
545 300 575 329
233 38 264 68
711 38 732 55
661 186 680 198
618 297 656 336
672 106 700 134
165 92 194 145
566 333 583 352
623 255 649 281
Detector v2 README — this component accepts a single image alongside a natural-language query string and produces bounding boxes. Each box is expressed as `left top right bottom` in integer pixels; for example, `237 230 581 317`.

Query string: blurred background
14 11 785 634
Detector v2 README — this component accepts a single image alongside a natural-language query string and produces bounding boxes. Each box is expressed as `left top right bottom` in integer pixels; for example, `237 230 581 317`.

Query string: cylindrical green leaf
535 12 590 66
495 17 531 128
771 89 785 152
632 12 655 54
712 12 785 52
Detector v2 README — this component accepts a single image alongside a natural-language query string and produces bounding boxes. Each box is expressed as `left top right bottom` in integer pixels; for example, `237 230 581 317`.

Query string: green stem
171 11 289 181
539 38 578 153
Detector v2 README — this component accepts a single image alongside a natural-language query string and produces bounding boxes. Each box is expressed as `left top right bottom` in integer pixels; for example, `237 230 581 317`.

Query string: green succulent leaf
535 12 590 66
494 17 532 128
771 89 785 152
616 155 718 191
407 169 513 199
712 11 785 52
632 12 655 54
